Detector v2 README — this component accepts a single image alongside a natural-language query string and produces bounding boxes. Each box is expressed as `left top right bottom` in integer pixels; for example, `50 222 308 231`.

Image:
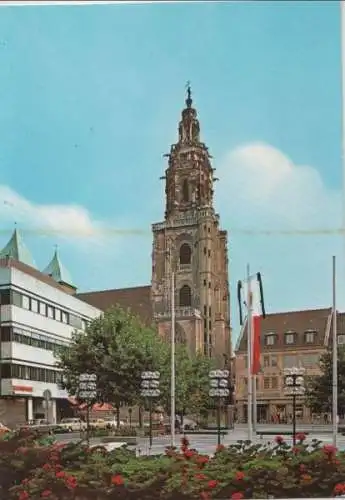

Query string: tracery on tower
164 84 216 219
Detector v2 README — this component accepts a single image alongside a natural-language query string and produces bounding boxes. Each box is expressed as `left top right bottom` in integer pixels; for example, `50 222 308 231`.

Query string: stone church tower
151 87 232 367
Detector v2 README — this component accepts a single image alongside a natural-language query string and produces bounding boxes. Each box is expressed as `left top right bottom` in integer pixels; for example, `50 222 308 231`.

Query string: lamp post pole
209 369 230 446
141 371 160 454
283 367 305 446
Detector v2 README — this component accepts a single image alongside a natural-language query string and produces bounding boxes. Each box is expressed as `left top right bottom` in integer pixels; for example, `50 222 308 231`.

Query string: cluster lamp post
141 371 160 451
209 369 230 446
283 367 305 446
78 373 97 446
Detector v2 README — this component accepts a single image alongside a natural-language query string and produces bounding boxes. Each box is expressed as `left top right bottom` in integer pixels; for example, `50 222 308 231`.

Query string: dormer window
338 334 345 345
285 331 296 345
265 333 276 346
305 330 316 344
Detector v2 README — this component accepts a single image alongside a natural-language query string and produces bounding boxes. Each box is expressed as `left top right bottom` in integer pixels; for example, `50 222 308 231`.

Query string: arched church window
179 243 191 265
182 179 189 202
179 285 192 307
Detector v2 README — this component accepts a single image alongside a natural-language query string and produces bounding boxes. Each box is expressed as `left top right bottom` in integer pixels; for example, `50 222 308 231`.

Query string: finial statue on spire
185 81 192 108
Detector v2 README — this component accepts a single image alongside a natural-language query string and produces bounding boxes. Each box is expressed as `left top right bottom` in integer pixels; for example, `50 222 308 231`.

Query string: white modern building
0 229 102 428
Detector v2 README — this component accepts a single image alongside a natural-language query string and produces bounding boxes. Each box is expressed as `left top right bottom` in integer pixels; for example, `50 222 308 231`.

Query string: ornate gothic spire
178 82 200 144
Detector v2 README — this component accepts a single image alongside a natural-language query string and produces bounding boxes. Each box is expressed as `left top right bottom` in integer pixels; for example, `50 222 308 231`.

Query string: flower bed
1 430 345 499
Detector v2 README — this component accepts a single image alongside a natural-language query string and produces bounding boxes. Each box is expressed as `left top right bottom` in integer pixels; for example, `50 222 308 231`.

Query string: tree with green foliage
56 306 166 422
305 346 345 416
158 344 214 421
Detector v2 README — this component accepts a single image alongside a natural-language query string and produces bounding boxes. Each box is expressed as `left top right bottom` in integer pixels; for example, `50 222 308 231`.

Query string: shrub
2 429 345 499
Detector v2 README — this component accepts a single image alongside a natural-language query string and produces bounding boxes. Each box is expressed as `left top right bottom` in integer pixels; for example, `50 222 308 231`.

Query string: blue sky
0 1 343 336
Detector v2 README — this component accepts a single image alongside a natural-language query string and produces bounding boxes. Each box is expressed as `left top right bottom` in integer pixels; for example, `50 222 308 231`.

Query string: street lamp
283 367 305 446
209 369 230 446
77 373 97 447
141 371 160 452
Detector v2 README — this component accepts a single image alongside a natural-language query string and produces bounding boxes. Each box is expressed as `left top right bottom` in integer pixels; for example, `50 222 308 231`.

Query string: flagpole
246 264 253 441
171 271 176 448
332 256 338 447
253 374 257 431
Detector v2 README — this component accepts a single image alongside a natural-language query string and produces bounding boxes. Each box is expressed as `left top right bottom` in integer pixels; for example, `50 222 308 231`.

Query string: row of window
243 353 320 369
0 289 88 331
265 330 317 346
0 326 69 352
242 376 279 391
1 363 61 384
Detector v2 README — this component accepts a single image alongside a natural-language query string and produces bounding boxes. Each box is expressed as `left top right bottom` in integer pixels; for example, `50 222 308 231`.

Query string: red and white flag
248 279 262 375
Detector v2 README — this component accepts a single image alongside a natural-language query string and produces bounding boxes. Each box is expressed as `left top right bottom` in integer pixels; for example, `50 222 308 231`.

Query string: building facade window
264 377 270 389
271 355 278 367
0 287 88 330
283 354 298 368
182 179 189 202
271 377 278 389
1 363 60 383
22 295 30 310
265 334 276 346
0 325 68 351
31 298 39 313
285 332 296 345
338 334 345 345
179 285 192 307
179 243 192 265
305 330 316 344
263 355 270 367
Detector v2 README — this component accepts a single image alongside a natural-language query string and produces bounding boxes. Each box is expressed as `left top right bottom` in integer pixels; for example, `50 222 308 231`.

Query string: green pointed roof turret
43 248 76 289
0 228 36 268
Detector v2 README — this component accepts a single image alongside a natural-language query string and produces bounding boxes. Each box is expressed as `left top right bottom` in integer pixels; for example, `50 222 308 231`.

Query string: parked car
182 418 199 431
57 418 87 433
104 418 125 429
89 418 108 430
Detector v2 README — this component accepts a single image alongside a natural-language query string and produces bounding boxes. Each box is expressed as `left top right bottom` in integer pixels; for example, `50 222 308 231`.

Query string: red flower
65 475 77 489
299 464 307 473
184 449 195 458
195 473 207 480
323 444 337 455
41 491 52 498
207 480 218 489
42 463 51 471
292 446 300 455
197 455 209 465
295 432 306 442
181 436 190 448
216 444 225 452
111 474 124 486
55 470 65 478
231 493 244 500
275 435 285 444
18 492 29 500
235 471 245 481
334 483 345 495
200 492 210 500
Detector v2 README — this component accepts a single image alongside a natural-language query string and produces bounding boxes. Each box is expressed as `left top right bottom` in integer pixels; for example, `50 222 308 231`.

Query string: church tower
151 86 231 366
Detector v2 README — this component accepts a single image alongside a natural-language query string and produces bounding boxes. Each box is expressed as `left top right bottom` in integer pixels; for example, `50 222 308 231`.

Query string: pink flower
275 435 285 445
323 444 337 455
231 493 244 500
18 492 29 500
295 432 306 442
41 491 52 498
207 480 218 489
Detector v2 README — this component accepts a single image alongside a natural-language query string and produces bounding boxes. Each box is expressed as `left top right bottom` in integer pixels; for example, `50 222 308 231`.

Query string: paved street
54 425 345 455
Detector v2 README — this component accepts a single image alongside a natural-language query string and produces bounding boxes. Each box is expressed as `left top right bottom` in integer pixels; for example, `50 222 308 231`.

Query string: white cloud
216 142 345 316
0 184 104 241
217 141 342 230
